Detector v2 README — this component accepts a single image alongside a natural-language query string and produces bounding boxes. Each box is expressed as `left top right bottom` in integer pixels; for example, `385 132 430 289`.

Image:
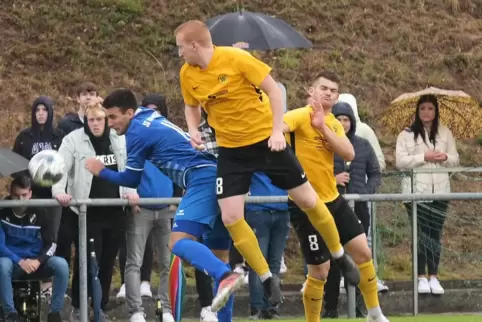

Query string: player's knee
219 196 245 225
307 262 330 281
288 183 317 209
345 234 372 265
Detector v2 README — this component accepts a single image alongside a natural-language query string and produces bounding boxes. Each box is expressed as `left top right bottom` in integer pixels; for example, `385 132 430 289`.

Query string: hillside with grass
1 0 482 282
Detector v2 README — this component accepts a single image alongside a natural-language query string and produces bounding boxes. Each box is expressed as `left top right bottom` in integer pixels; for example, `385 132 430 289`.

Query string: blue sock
214 263 235 322
171 239 231 280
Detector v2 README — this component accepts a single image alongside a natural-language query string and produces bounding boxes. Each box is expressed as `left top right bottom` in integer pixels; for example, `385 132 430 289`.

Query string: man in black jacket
13 95 64 199
0 176 68 322
322 102 382 318
57 82 99 135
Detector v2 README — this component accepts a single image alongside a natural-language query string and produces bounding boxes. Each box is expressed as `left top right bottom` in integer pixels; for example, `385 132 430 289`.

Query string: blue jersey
247 172 288 212
137 161 174 209
126 107 216 189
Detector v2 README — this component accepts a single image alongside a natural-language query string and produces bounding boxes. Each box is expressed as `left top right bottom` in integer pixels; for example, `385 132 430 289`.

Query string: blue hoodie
247 172 288 212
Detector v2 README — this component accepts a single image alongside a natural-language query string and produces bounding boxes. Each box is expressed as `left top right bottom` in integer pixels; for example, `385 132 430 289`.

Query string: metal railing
0 167 480 320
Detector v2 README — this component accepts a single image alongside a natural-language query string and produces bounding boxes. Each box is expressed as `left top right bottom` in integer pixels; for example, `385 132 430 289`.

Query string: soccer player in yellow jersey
283 71 389 322
174 20 360 309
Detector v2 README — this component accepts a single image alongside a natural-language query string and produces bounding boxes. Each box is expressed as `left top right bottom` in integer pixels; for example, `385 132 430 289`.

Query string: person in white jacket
52 104 135 322
396 94 459 295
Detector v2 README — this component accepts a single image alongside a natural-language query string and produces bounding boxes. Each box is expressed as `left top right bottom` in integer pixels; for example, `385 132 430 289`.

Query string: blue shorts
171 166 231 250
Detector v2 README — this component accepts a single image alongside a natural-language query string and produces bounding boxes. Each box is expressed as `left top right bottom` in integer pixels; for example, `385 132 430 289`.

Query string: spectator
245 173 290 320
55 82 99 273
0 176 68 322
57 82 99 135
12 95 64 297
118 94 179 322
337 93 388 292
337 94 385 170
52 103 134 322
396 94 459 295
12 96 64 198
322 102 382 318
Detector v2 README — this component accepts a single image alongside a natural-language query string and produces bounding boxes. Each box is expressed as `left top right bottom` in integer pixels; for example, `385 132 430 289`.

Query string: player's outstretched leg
345 235 389 322
289 182 360 285
219 195 283 306
168 233 244 312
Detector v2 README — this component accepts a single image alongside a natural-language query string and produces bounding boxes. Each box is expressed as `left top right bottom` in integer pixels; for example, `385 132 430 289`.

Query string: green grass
131 316 482 322
236 317 480 322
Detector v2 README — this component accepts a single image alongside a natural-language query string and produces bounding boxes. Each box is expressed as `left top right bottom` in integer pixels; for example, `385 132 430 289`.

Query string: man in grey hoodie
322 102 382 318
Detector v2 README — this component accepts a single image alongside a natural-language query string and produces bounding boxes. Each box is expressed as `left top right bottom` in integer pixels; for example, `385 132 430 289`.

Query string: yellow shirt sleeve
234 49 272 87
283 107 310 132
179 65 200 106
332 119 347 138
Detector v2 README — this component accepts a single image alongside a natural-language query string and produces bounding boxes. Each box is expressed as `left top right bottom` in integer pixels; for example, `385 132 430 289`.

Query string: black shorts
216 138 307 199
289 195 365 265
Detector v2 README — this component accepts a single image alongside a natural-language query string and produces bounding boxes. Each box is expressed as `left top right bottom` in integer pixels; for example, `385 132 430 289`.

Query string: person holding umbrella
396 94 459 295
175 20 359 308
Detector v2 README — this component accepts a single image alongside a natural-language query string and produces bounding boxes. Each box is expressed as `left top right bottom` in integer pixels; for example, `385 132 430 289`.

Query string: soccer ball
28 150 65 187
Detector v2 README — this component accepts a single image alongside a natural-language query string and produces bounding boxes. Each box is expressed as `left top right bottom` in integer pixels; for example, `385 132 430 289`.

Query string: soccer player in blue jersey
84 89 243 314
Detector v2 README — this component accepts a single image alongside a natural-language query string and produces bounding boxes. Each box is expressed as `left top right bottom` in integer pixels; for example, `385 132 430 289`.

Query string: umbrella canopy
0 148 29 178
380 87 482 139
206 11 312 50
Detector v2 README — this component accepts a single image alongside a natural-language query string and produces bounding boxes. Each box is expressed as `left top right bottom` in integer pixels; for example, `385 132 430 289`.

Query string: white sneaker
300 281 306 294
377 280 389 293
163 312 175 322
200 306 218 322
428 277 444 295
280 256 288 274
116 284 126 299
418 277 431 294
129 312 146 322
367 314 390 321
140 282 152 297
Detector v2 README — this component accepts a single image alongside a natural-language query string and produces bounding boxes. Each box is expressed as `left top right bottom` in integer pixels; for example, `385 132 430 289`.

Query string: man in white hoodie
337 93 388 293
338 94 385 170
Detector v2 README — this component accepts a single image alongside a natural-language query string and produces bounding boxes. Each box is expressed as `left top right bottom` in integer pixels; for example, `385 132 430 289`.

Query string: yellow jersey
180 46 273 148
284 106 345 203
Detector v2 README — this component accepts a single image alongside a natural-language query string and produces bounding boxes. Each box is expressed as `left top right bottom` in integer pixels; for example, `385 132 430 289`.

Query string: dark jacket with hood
332 102 381 195
57 111 84 135
13 96 64 198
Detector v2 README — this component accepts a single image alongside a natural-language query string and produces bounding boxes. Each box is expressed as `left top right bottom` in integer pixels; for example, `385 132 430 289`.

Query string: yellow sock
302 275 326 322
358 260 380 309
225 218 270 278
301 196 343 257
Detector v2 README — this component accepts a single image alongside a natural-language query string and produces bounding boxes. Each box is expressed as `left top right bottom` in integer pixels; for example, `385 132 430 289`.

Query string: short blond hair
85 103 106 118
174 20 212 47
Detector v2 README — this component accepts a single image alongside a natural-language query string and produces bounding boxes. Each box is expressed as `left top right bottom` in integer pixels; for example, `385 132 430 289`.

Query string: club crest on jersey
218 74 227 84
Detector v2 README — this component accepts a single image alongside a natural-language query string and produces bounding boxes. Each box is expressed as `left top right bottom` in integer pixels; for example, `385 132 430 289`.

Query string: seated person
0 176 68 322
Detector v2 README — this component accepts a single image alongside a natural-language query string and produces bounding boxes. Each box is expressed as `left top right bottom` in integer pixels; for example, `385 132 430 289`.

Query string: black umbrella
0 148 29 178
206 10 313 50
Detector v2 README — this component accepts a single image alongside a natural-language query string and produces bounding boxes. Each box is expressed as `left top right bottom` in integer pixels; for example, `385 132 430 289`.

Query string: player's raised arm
310 101 355 161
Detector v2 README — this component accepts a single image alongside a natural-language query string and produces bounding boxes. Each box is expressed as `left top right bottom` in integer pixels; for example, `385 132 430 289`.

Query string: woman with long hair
396 94 459 295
